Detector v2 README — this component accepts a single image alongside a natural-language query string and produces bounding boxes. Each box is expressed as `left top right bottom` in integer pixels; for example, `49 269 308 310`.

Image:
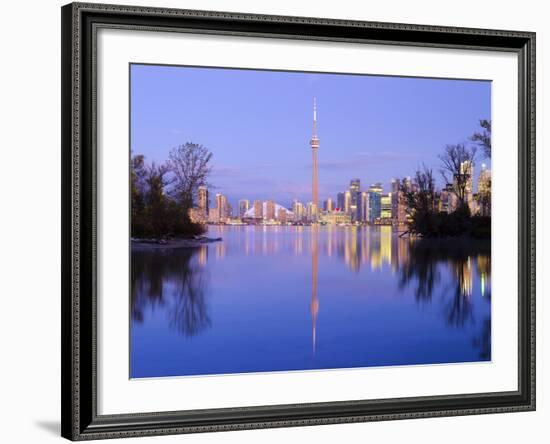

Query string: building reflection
311 225 319 354
131 226 492 365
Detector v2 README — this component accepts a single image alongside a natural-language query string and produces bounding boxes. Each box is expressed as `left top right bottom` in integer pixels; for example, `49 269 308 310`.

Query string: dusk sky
130 64 491 209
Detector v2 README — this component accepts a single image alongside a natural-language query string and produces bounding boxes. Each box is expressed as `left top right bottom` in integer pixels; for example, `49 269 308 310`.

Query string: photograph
129 64 493 379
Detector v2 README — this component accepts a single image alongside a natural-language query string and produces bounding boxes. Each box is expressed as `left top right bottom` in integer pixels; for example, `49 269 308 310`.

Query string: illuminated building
238 199 250 218
344 190 351 215
337 192 345 212
455 160 475 213
277 207 287 224
439 183 458 213
368 183 383 222
188 207 207 224
381 193 392 222
391 178 408 226
477 164 492 216
292 200 305 222
266 200 276 220
323 197 333 212
197 186 209 214
360 191 369 222
253 200 263 220
214 193 228 223
320 210 351 225
306 202 318 222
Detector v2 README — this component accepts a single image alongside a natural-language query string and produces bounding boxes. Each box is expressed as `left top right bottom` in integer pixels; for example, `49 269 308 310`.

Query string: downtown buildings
190 100 491 227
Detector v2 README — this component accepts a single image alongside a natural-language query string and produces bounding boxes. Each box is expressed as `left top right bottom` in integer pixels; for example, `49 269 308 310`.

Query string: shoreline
131 236 222 251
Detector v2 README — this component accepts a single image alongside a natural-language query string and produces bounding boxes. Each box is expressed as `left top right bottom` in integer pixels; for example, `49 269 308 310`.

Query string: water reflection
131 226 492 377
131 248 211 336
311 225 319 354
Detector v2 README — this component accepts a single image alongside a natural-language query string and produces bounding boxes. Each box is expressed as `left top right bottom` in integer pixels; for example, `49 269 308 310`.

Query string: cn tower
310 98 320 211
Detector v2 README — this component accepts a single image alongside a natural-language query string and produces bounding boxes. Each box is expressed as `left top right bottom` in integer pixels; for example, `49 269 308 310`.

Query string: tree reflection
473 317 491 360
399 239 490 328
131 247 211 336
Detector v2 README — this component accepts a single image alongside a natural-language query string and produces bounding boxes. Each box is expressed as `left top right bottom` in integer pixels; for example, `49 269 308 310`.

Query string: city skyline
131 64 491 209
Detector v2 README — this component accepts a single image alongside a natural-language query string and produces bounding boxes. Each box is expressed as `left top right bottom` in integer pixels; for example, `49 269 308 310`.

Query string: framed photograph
61 2 536 440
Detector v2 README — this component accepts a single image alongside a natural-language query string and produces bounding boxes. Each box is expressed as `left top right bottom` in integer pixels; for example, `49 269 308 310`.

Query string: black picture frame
61 2 536 440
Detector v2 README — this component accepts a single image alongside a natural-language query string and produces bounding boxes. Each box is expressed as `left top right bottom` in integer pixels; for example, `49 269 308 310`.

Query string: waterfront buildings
253 200 263 220
292 200 305 222
381 193 392 222
368 183 383 223
197 100 491 228
215 193 228 222
337 192 345 212
198 186 209 214
477 164 492 216
344 190 351 215
238 199 250 218
306 202 318 222
320 210 351 225
266 200 276 221
243 201 294 223
391 178 408 226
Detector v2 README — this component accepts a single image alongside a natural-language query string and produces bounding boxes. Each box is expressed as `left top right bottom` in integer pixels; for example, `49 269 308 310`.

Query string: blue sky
130 64 491 209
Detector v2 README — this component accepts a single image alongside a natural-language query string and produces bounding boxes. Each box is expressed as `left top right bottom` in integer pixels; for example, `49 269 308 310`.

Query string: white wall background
0 0 546 443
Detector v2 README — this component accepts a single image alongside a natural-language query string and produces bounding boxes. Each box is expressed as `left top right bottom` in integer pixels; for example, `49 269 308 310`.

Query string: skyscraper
215 193 228 222
253 200 263 220
349 179 361 222
310 98 320 218
324 197 333 213
337 192 345 212
368 183 383 223
197 186 209 215
381 193 392 220
391 179 407 225
349 179 360 193
266 200 276 220
360 191 369 222
306 202 318 222
292 200 305 222
457 160 474 213
477 163 492 216
277 207 287 224
238 199 250 218
343 190 351 216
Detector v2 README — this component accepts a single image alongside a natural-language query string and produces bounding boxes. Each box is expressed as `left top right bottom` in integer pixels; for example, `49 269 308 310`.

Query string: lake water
130 225 491 378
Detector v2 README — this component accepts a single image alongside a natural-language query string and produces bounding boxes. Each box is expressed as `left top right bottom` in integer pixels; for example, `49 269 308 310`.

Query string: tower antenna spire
313 97 317 135
310 97 320 212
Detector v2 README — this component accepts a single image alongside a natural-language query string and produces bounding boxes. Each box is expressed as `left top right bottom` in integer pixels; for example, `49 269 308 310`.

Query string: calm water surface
130 225 491 378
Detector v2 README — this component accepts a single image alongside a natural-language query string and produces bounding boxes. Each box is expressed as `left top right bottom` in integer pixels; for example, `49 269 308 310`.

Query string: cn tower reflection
311 224 319 354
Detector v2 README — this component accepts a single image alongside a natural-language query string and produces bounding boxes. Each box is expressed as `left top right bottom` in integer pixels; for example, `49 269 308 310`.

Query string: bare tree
470 119 491 159
168 143 213 209
400 165 436 218
439 143 477 208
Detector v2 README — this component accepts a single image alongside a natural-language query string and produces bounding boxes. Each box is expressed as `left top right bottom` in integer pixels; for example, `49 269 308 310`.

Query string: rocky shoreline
131 236 222 251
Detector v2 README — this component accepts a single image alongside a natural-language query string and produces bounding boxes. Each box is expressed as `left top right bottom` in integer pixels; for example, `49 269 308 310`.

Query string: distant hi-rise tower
310 98 320 212
197 186 209 214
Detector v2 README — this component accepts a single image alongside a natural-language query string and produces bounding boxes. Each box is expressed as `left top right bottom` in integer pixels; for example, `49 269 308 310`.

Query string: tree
439 143 477 210
400 166 437 236
168 143 213 210
400 166 436 218
131 154 148 237
144 162 172 238
470 119 491 158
